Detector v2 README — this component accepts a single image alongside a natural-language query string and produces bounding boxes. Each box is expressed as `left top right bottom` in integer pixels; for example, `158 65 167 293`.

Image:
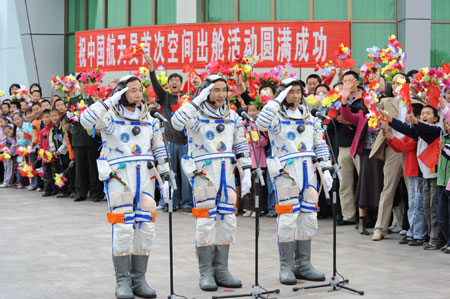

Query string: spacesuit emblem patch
205 130 215 140
120 132 130 143
131 144 142 155
217 141 227 152
286 131 296 141
298 141 307 152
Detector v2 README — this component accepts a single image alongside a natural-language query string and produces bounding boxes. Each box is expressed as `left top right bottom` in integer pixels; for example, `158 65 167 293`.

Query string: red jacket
38 123 55 163
386 136 420 177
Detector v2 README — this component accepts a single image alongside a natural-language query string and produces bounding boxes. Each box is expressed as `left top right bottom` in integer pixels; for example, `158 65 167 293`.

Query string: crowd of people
1 59 450 256
2 53 450 298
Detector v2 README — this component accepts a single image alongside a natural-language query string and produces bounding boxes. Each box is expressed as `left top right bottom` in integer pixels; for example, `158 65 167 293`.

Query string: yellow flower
322 96 332 108
139 66 149 74
396 77 406 85
0 90 4 97
242 64 252 73
306 95 318 106
368 115 378 129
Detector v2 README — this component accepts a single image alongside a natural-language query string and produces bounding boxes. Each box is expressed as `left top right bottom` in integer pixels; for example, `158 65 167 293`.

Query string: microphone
237 108 254 122
311 108 332 121
150 109 169 123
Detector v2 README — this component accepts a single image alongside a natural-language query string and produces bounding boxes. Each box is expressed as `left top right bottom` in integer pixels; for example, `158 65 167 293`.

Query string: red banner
75 21 350 72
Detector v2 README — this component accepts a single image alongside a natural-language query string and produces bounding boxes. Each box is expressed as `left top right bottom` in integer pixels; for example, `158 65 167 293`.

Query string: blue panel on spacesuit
131 144 142 155
205 130 215 140
120 132 130 143
286 131 296 141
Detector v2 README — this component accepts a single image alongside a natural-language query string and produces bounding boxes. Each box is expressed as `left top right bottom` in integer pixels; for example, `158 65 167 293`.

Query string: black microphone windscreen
150 108 158 117
310 108 319 116
237 108 245 117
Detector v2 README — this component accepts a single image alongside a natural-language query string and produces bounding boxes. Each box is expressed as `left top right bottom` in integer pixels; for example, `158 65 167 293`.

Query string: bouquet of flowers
38 148 53 163
11 87 30 102
51 74 79 95
15 145 31 157
315 60 336 86
367 35 406 83
233 53 260 81
84 84 114 101
121 43 146 60
18 161 36 178
412 67 449 92
54 173 68 188
335 43 356 70
79 68 105 84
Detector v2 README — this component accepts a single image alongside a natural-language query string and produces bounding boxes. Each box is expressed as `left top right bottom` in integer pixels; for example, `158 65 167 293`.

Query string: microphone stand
213 119 279 299
293 119 364 296
159 121 182 299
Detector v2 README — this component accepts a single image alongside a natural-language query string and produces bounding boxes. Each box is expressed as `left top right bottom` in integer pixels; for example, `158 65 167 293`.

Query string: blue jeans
437 186 450 246
266 170 276 213
406 177 427 239
159 142 193 209
29 151 40 188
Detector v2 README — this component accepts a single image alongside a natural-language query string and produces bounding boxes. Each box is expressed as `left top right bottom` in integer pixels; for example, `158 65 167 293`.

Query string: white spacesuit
256 78 332 285
81 75 168 299
171 75 252 291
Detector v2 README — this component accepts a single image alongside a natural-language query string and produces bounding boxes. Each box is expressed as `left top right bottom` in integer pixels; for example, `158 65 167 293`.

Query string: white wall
0 0 28 98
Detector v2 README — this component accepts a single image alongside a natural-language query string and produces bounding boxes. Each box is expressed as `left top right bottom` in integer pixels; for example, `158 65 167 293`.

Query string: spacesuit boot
196 246 218 291
130 254 156 298
113 255 134 299
213 245 242 288
278 241 297 285
293 240 325 281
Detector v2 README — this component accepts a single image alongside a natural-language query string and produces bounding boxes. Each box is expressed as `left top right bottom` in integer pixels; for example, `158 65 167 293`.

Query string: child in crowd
49 109 69 197
0 123 16 187
242 102 268 217
12 112 33 189
40 99 52 111
383 103 427 246
20 101 27 113
30 102 43 191
436 95 450 253
61 116 75 198
381 105 443 250
54 98 67 116
1 102 10 117
10 102 20 114
39 109 56 197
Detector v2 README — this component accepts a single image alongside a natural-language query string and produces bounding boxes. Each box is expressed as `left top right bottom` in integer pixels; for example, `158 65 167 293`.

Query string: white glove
192 84 214 106
162 181 170 204
105 87 128 108
324 170 333 192
241 168 252 196
272 85 292 105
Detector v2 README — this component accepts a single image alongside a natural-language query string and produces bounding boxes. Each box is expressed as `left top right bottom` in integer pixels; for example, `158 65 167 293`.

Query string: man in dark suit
68 74 104 202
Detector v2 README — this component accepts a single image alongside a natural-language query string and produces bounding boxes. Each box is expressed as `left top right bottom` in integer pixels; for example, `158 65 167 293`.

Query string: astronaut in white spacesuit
256 78 333 285
81 75 168 299
171 75 252 291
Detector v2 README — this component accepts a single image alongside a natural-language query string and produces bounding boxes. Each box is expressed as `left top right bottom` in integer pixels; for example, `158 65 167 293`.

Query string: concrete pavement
1 188 449 299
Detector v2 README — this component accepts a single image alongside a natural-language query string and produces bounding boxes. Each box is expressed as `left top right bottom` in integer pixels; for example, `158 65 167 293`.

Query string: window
431 24 450 67
353 0 395 20
206 0 234 22
88 0 103 30
107 0 126 28
67 0 85 32
130 0 152 26
314 0 346 20
352 23 396 66
276 0 309 21
432 0 450 21
240 0 271 21
156 0 176 25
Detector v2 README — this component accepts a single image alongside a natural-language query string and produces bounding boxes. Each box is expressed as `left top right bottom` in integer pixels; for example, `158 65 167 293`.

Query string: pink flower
442 78 450 86
436 70 445 79
428 68 436 77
